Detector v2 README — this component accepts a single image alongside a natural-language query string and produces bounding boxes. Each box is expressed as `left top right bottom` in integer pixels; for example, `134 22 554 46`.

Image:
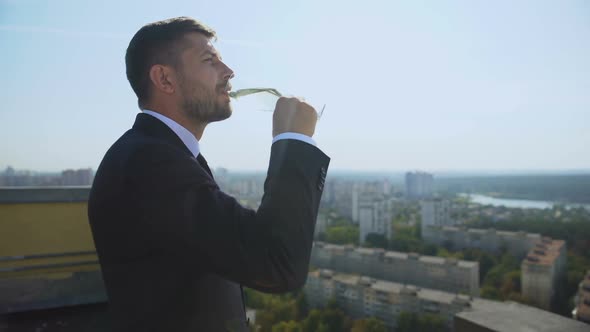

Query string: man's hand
272 97 318 138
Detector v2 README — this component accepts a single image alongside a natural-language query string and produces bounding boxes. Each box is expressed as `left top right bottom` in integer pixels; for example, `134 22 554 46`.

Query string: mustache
218 81 232 91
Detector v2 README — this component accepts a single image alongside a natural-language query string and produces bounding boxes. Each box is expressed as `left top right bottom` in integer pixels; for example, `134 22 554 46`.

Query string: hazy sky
1 0 589 172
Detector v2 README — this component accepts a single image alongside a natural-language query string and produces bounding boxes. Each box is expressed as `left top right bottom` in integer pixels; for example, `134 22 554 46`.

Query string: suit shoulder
107 129 188 164
94 129 193 184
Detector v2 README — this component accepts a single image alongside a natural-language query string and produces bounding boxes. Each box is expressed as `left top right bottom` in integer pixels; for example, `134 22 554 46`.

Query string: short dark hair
125 17 216 107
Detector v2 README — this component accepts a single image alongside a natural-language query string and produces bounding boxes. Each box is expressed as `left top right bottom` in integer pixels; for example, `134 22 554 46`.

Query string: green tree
351 317 387 332
330 217 354 227
422 243 438 256
295 291 309 320
319 308 351 332
272 320 303 332
364 233 389 249
244 287 266 309
301 307 351 332
326 225 359 244
480 285 502 300
420 313 448 332
397 312 448 332
254 296 298 332
478 252 497 282
396 312 419 332
302 309 322 332
500 270 521 296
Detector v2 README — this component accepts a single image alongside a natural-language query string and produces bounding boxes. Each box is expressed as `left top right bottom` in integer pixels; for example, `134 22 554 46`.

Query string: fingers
273 97 318 138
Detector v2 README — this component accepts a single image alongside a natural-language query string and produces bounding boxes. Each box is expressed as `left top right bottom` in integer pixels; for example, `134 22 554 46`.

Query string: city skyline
1 0 589 172
2 164 590 175
2 169 590 328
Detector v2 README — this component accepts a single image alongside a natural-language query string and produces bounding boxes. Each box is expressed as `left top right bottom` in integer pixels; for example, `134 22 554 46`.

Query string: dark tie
196 153 213 177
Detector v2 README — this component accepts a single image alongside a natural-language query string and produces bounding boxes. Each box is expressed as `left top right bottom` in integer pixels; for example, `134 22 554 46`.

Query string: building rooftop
457 299 590 332
314 242 478 269
418 255 445 265
418 287 461 305
331 273 359 286
439 226 542 239
0 187 90 203
523 238 565 267
443 226 462 232
371 280 405 294
356 247 383 256
465 228 485 234
384 251 407 260
0 302 110 331
458 260 478 268
496 230 518 237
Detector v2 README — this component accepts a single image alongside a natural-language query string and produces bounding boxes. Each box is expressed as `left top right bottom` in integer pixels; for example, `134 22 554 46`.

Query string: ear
148 64 177 95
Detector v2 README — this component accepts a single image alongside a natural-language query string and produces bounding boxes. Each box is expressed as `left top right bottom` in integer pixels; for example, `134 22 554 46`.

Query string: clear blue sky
1 0 589 172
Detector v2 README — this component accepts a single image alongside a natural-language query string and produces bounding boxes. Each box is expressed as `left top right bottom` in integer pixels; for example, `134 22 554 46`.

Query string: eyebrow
200 49 222 60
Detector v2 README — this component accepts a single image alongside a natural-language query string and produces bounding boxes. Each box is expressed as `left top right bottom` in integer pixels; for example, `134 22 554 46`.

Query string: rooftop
523 238 565 267
457 299 590 332
313 242 478 268
0 302 109 331
0 187 90 203
439 226 542 239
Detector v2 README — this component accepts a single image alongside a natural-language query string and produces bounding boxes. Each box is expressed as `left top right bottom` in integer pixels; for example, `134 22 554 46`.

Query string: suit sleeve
128 139 330 293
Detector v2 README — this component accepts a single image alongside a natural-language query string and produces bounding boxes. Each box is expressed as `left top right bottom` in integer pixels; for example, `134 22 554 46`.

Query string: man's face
176 32 234 123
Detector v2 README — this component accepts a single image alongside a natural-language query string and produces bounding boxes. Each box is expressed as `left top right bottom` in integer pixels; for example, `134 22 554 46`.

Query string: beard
179 77 232 123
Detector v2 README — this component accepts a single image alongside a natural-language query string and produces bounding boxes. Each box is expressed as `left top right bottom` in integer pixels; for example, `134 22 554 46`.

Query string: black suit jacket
88 113 330 331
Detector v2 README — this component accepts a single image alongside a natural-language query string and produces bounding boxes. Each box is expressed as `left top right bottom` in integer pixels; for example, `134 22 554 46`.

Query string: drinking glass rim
229 88 325 119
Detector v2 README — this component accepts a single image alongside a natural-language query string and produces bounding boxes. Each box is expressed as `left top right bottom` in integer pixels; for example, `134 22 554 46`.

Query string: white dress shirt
142 110 316 158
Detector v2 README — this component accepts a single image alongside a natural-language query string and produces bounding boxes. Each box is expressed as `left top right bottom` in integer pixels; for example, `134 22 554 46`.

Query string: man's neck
142 105 206 140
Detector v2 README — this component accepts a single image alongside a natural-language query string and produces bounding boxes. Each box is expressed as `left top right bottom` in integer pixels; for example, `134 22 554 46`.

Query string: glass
229 88 326 119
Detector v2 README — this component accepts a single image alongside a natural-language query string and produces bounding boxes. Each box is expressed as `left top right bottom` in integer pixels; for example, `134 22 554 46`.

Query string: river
460 193 590 210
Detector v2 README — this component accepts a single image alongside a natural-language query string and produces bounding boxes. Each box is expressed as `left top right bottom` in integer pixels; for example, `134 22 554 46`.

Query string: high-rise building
61 168 94 186
330 180 354 220
351 187 359 223
359 199 393 244
351 182 390 224
421 199 453 236
314 213 329 239
405 171 433 199
521 238 567 310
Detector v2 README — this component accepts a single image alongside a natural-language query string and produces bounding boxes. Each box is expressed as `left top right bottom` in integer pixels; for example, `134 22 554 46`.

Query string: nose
221 61 234 81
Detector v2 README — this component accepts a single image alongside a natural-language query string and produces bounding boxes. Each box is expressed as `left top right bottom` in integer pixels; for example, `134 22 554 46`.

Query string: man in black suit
88 17 330 331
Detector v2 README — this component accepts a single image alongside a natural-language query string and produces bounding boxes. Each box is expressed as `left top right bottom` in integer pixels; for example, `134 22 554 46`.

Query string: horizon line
3 166 590 176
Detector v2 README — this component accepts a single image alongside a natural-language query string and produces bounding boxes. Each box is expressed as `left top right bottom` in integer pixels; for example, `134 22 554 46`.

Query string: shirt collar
142 110 200 158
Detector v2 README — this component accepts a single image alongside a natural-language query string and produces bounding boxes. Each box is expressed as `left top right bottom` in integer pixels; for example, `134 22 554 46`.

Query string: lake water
460 193 590 210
